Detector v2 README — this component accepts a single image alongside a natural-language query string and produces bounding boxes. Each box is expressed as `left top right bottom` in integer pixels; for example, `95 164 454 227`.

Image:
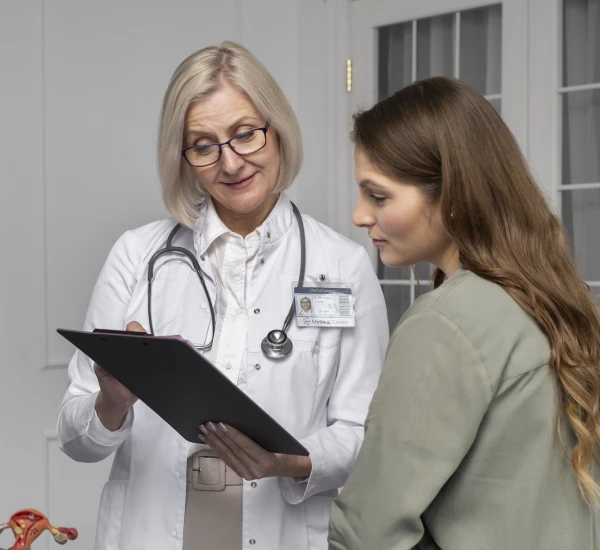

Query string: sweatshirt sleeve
328 311 493 549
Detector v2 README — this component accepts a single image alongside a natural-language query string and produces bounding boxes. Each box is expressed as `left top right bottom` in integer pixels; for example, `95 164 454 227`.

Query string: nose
352 194 375 229
220 144 246 174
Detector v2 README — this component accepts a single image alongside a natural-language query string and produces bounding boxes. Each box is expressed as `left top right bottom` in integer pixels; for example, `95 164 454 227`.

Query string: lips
222 172 256 185
220 172 256 190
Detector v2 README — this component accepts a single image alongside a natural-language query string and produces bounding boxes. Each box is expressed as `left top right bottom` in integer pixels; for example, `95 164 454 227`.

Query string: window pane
562 189 600 281
382 285 411 333
563 0 600 87
379 22 413 100
377 257 411 280
562 90 600 184
415 262 436 281
417 14 455 80
460 4 502 95
489 97 502 114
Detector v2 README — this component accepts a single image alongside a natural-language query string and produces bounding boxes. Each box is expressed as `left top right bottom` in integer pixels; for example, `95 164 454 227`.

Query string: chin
379 249 410 269
219 187 274 214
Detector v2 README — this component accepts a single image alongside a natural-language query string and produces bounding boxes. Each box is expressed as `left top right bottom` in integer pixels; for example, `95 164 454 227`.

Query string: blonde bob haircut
157 41 303 228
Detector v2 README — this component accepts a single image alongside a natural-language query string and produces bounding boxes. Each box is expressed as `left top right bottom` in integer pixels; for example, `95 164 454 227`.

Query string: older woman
57 42 387 550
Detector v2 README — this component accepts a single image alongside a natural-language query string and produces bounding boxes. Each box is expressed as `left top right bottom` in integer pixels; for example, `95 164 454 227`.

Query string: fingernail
218 422 228 432
200 425 209 435
198 434 205 442
207 422 217 432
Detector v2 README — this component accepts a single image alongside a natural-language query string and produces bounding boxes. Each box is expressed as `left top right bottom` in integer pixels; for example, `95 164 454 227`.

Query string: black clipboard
57 328 308 456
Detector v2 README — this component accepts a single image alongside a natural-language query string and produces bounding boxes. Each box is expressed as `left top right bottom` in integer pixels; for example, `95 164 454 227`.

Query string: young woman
328 77 600 550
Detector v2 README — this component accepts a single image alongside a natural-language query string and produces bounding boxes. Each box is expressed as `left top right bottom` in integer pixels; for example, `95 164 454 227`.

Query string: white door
347 0 528 331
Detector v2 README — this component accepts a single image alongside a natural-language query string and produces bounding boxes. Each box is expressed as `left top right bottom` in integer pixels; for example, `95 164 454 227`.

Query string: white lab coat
57 193 388 550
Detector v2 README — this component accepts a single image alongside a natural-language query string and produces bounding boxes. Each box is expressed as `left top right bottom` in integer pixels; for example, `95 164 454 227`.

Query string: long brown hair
353 77 600 505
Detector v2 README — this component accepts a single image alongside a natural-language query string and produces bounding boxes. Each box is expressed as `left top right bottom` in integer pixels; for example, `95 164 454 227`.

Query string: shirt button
173 472 180 479
249 540 256 545
254 309 260 314
170 530 177 538
251 481 257 488
266 231 271 239
200 255 205 261
254 364 261 371
225 362 232 370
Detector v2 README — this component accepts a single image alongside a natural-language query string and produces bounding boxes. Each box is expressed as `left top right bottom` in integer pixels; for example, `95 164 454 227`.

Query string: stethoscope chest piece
261 329 293 359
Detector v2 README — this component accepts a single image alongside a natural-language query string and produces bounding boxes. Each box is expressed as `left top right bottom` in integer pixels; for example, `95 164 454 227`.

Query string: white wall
0 0 349 546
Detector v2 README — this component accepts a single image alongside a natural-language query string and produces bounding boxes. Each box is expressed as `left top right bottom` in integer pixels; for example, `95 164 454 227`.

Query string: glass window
417 14 455 80
459 5 502 95
563 0 600 87
375 5 504 331
560 0 600 287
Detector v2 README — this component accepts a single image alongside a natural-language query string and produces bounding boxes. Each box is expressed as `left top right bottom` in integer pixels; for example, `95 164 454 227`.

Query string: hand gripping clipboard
57 328 308 457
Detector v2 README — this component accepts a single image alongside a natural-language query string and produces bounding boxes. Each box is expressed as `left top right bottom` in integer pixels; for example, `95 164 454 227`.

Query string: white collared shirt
57 193 389 550
202 196 265 388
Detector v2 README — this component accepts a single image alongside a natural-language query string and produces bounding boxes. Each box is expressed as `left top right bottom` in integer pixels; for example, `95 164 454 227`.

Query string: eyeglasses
181 122 270 168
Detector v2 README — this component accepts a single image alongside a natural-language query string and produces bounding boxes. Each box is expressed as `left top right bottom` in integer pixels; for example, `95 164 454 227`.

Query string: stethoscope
147 201 306 360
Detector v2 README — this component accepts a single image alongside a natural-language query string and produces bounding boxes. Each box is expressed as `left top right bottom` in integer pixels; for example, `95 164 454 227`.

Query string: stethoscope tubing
145 201 305 357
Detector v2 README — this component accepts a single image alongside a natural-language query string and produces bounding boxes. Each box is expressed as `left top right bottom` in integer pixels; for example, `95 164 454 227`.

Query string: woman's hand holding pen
199 423 312 481
94 321 145 431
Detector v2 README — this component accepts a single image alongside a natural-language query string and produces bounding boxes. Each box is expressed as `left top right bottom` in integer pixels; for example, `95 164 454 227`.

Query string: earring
450 212 455 219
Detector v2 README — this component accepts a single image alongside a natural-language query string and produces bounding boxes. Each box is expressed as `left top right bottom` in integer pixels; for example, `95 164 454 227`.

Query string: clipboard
57 328 308 457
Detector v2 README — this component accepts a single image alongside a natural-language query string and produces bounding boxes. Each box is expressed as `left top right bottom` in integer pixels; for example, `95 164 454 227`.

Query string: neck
435 245 461 278
213 193 280 237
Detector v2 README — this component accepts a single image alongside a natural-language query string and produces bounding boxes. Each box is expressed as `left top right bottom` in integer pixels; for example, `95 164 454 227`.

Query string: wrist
275 454 312 479
95 392 132 432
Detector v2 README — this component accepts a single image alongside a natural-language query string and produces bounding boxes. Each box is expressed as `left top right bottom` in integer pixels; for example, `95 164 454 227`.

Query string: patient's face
352 147 453 269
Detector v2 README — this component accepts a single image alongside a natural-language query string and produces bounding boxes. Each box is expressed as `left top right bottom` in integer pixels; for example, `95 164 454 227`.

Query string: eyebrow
186 116 262 141
358 179 389 193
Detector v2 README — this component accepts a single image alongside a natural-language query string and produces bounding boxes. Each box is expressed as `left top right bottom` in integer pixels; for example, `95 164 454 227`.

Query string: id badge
294 285 356 327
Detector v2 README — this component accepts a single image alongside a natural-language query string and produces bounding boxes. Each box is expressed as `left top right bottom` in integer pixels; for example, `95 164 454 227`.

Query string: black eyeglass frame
181 121 271 168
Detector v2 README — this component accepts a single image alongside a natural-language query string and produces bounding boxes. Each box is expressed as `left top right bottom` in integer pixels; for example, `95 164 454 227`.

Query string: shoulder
301 214 368 257
399 269 550 383
300 214 374 277
114 218 183 263
405 269 529 328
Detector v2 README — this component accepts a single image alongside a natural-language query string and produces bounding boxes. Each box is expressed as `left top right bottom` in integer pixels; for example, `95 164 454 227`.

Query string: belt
187 449 243 492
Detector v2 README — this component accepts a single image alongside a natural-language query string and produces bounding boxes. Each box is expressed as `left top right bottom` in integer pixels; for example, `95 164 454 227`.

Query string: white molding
326 0 352 238
527 0 561 212
41 430 58 550
42 362 69 371
454 12 460 78
558 82 600 93
351 0 501 27
558 182 600 191
411 19 417 82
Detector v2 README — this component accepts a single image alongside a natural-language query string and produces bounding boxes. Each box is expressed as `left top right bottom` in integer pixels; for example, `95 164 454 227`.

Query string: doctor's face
184 81 280 218
352 147 453 269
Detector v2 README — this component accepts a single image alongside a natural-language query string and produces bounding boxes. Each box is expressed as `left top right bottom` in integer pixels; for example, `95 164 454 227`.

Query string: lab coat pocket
95 480 127 550
305 490 337 549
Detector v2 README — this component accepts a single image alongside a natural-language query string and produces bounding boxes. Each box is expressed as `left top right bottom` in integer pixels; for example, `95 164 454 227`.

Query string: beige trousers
183 450 243 550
